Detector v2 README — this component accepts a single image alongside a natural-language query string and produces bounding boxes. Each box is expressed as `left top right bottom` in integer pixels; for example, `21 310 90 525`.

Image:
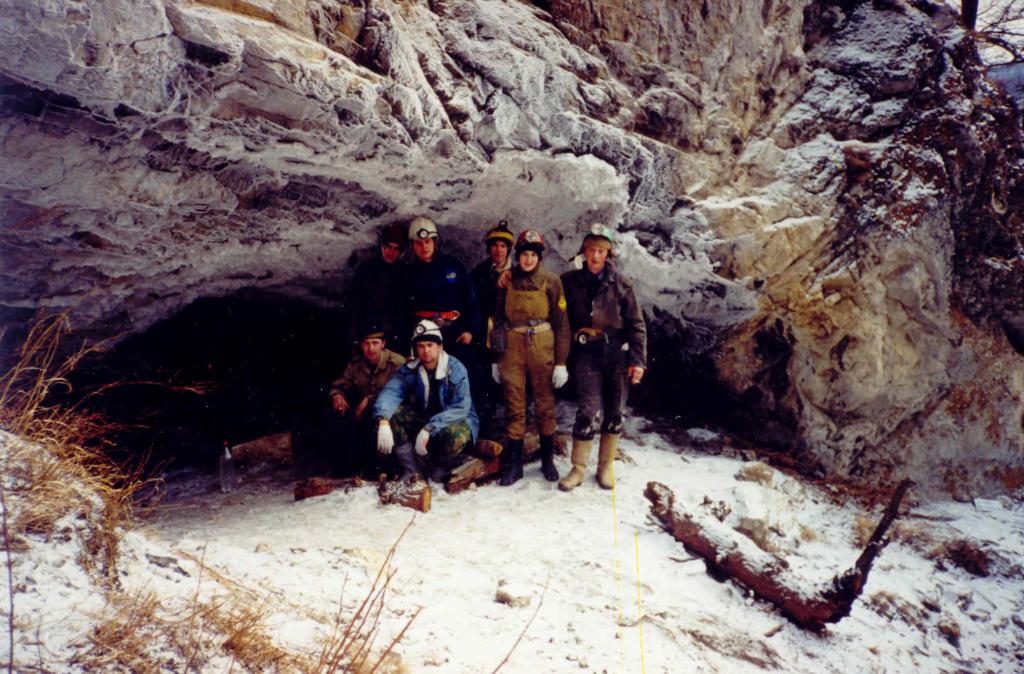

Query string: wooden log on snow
644 478 913 632
378 478 432 513
444 433 568 494
294 476 367 501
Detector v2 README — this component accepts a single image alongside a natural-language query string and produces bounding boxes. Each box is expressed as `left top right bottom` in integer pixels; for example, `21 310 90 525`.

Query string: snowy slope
3 413 1023 673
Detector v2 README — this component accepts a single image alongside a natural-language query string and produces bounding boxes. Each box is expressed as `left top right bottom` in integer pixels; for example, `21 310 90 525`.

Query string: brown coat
329 349 406 405
561 265 647 368
495 265 571 365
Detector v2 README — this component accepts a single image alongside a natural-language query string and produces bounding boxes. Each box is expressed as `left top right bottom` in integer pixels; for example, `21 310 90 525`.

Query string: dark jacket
561 265 647 368
470 258 510 324
348 255 406 344
405 252 481 338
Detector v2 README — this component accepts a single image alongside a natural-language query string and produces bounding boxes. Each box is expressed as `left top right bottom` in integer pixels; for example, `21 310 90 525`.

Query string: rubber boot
394 443 421 482
498 439 524 486
596 433 619 489
539 434 559 482
558 438 593 492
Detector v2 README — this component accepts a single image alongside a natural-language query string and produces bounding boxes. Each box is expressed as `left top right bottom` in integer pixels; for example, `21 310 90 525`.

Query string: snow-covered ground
3 408 1023 673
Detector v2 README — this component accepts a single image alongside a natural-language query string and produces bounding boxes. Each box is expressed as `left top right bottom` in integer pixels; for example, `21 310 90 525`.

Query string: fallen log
294 475 431 513
644 478 913 632
444 433 567 494
294 476 367 501
378 478 432 513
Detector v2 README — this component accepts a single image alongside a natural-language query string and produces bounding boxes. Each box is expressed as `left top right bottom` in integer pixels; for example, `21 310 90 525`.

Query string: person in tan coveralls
492 230 571 485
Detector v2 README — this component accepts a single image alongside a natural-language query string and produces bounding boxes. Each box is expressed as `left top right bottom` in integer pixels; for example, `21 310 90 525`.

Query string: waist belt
574 327 620 345
510 321 551 334
414 310 461 326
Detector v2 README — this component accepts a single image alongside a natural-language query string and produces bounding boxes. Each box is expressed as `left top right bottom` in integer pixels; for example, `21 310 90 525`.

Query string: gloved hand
552 364 569 389
415 427 431 456
377 421 394 454
491 363 502 384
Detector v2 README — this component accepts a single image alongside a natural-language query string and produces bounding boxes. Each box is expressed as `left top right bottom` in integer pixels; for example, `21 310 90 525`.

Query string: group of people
325 216 647 492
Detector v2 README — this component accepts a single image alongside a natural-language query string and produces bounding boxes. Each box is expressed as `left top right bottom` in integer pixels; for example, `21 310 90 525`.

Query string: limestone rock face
1 0 1022 496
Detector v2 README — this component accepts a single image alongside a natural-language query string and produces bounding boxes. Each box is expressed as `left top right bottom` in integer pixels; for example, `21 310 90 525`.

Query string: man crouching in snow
373 319 480 483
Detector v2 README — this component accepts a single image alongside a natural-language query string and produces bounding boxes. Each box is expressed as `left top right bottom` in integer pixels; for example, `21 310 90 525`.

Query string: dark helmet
515 229 545 257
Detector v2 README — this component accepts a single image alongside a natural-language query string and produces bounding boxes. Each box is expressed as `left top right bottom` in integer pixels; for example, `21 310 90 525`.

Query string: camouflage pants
386 403 472 461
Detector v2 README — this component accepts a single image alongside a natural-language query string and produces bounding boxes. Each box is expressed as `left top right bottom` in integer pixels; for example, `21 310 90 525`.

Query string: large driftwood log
644 478 913 632
378 478 432 513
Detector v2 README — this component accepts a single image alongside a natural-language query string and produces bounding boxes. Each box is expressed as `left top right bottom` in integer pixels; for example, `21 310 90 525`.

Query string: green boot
596 433 619 489
558 438 593 492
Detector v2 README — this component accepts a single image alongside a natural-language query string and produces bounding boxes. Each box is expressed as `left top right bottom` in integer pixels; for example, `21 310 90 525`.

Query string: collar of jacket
494 256 512 273
405 350 450 380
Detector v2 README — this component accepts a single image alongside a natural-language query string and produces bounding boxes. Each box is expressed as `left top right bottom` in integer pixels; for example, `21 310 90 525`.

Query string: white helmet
408 216 439 241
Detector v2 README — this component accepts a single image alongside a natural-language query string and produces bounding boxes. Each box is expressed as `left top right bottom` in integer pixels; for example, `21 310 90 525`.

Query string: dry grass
2 315 416 673
0 315 136 580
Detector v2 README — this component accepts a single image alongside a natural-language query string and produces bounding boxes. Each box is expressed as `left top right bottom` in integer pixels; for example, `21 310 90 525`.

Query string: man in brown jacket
558 224 647 491
327 324 406 477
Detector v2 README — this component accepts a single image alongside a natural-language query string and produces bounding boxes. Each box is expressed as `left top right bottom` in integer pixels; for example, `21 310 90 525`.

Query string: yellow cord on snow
635 531 647 674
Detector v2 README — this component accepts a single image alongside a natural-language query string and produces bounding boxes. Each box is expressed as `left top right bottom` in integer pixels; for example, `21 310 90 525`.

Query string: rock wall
1 0 1022 496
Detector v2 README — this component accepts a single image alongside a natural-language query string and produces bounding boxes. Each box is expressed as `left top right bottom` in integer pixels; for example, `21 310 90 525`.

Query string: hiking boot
539 434 559 482
394 443 421 482
499 439 524 486
596 433 619 489
428 461 450 484
558 438 593 492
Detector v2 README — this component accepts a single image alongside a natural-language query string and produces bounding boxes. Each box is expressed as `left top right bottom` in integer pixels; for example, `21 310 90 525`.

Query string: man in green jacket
327 323 406 477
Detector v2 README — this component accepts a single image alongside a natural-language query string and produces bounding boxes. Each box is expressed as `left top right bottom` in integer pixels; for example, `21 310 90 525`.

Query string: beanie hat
380 223 406 247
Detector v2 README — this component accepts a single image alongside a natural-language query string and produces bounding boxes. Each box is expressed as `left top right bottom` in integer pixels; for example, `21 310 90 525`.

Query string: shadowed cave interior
59 289 798 478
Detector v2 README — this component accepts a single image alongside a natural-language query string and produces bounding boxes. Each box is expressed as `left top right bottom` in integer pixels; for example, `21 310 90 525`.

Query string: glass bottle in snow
218 441 236 493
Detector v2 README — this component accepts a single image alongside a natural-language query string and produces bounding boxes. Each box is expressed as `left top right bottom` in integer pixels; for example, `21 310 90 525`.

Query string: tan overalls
497 269 569 440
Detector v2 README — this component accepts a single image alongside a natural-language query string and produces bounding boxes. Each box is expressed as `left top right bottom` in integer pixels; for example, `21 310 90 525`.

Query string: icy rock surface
1 0 1023 495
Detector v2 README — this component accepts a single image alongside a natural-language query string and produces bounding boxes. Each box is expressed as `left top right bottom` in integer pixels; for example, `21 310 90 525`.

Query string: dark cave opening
54 292 797 481
66 291 350 475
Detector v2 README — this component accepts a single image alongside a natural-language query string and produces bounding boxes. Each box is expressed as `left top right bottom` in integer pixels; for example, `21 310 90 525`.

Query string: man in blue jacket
373 319 480 483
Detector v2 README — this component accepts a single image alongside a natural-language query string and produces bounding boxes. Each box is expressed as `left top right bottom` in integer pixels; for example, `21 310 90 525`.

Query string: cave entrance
69 291 350 475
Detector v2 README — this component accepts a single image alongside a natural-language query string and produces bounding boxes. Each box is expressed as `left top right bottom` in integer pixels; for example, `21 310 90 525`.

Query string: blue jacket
373 351 480 441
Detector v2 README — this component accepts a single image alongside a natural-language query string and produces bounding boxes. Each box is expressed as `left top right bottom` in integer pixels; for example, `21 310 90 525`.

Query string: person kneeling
373 320 480 483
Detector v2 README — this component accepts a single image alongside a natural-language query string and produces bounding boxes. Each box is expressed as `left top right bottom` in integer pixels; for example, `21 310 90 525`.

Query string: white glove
552 365 569 389
377 422 394 454
491 363 502 384
414 428 431 456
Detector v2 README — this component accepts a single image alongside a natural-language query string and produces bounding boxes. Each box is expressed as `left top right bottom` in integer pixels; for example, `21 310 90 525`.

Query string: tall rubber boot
498 439 524 486
596 433 619 489
558 438 593 492
539 434 559 482
394 443 421 482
